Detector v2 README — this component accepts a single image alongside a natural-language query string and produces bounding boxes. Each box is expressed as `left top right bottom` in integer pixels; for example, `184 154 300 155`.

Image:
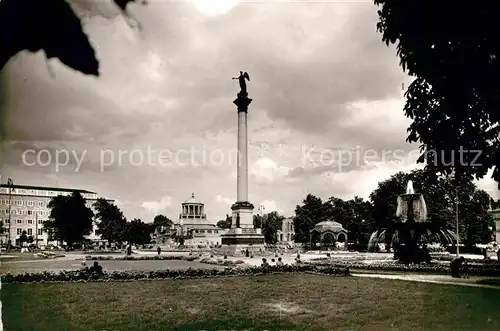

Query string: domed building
174 193 226 247
309 220 348 250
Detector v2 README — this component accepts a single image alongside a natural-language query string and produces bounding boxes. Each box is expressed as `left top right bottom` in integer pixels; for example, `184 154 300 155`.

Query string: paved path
352 273 500 289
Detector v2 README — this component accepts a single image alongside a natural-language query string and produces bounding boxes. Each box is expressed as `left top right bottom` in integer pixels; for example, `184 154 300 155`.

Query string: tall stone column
235 96 251 202
221 74 265 254
230 94 255 230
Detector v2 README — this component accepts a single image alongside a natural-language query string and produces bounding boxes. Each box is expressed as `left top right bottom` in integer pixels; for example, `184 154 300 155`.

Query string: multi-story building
277 217 295 244
0 180 112 247
491 209 500 246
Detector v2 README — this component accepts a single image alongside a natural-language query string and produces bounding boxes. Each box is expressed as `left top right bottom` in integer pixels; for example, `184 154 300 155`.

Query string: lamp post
258 205 265 217
35 210 38 249
7 178 13 250
455 186 460 257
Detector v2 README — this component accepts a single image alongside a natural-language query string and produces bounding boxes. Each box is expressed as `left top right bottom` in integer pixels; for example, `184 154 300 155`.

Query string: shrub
305 260 500 276
0 265 350 284
84 255 198 261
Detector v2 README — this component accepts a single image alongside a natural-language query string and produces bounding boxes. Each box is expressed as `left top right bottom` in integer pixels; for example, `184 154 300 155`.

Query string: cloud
215 194 233 205
259 199 284 215
141 195 173 215
250 157 291 184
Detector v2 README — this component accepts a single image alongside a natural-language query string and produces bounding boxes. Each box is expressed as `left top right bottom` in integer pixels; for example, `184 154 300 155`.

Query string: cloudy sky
0 0 498 223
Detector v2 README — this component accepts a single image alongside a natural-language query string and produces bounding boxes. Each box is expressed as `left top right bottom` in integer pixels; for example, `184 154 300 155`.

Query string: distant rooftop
0 183 96 194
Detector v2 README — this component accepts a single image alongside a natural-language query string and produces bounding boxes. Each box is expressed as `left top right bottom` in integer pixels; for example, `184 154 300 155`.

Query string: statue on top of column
232 71 250 98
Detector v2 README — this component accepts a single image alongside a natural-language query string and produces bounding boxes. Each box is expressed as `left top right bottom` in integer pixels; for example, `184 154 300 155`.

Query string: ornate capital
231 201 255 210
234 94 252 113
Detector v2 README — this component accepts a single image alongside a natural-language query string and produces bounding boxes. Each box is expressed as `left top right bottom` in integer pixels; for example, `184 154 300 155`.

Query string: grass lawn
2 274 500 331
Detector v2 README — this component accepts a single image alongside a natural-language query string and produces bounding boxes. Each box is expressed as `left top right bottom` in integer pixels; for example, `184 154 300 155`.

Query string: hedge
199 258 245 266
306 260 500 276
0 265 350 284
84 255 199 261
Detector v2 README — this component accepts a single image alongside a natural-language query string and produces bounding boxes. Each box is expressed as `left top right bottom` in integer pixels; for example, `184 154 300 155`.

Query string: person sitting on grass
276 257 284 266
261 258 269 268
88 261 103 277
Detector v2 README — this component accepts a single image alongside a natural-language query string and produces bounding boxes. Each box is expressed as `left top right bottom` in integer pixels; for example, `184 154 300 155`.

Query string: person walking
462 258 470 279
157 246 161 256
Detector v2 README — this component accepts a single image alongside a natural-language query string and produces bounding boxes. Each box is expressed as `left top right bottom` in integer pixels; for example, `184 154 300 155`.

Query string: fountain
368 180 459 264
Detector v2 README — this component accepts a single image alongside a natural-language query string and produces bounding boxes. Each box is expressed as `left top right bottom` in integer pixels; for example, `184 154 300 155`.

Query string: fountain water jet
368 180 459 264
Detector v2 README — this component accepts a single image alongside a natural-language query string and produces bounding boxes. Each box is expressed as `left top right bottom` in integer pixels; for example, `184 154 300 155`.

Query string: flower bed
34 252 65 259
0 265 350 284
200 258 245 266
306 260 500 276
85 255 199 261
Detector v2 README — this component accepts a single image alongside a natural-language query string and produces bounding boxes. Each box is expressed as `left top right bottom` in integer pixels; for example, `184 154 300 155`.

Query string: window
27 228 32 235
38 218 43 224
16 219 22 224
4 200 8 205
28 210 33 215
17 228 22 235
27 201 33 207
37 201 43 207
27 219 33 224
4 219 8 224
38 229 43 235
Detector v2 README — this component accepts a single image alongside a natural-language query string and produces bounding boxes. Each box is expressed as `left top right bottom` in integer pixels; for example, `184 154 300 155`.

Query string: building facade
174 193 226 247
0 182 112 247
491 209 500 246
277 217 295 244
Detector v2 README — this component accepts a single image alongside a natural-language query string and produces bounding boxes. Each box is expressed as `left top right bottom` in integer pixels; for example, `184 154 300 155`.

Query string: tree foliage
44 192 93 248
152 214 173 233
18 230 28 245
0 0 146 76
217 214 232 229
293 194 332 243
124 218 152 245
94 198 127 244
257 211 284 245
329 196 373 246
374 1 500 186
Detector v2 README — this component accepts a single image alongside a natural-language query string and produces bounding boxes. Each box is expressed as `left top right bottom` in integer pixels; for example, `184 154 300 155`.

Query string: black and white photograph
1 1 500 330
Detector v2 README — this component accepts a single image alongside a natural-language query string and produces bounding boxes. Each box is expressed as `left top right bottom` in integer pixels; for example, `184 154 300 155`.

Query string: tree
152 214 173 233
492 199 500 210
331 196 373 247
124 218 152 246
0 220 4 235
374 1 500 186
259 211 285 245
293 194 333 243
43 192 94 248
217 214 232 229
0 0 146 76
253 214 263 229
18 230 28 246
94 198 127 244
